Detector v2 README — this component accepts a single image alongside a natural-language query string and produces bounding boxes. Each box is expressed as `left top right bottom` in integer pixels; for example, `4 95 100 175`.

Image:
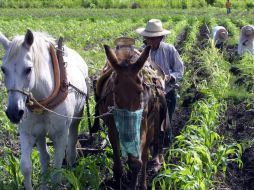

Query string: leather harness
26 37 68 113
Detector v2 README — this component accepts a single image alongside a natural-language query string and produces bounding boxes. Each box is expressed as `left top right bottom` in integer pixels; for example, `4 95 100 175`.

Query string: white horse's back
65 47 89 96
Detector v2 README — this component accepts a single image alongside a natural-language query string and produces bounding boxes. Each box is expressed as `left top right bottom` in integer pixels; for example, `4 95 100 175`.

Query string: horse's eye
1 67 5 75
24 67 32 75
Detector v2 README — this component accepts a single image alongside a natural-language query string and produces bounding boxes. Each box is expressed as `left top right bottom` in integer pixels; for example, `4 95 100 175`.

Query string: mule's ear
104 44 121 71
132 45 151 73
23 29 34 48
0 33 10 51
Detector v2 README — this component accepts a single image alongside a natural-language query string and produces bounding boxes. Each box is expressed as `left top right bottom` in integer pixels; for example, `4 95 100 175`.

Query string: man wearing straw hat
212 26 229 50
238 25 254 56
136 19 184 142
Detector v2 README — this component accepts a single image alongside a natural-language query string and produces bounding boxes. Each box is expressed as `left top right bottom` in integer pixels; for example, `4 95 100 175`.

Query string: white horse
0 29 89 189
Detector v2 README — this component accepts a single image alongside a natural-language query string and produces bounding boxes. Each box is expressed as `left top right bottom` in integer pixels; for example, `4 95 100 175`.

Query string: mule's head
0 29 36 123
104 45 151 111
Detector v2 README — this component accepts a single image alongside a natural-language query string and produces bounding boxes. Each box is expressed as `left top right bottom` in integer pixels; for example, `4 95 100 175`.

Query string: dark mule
95 45 167 189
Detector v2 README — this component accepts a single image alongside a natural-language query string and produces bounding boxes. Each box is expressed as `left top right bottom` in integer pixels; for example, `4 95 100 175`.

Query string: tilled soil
218 101 254 190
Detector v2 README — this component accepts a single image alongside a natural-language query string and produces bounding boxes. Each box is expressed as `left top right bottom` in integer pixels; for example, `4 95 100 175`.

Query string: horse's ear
104 44 121 71
23 29 34 48
0 33 10 51
132 45 151 73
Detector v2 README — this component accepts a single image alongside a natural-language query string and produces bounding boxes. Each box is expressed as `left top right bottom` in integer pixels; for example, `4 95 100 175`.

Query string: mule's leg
108 124 123 187
90 82 101 133
20 132 36 190
127 155 142 190
90 104 101 133
66 116 81 166
36 136 50 189
151 99 161 166
139 121 149 190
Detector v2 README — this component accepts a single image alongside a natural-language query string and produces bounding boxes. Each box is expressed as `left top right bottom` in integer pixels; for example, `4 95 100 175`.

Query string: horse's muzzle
5 107 24 124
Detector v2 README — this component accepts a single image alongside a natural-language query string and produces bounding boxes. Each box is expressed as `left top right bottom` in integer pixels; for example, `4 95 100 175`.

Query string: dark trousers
215 42 224 51
165 89 177 142
227 8 231 14
166 89 177 123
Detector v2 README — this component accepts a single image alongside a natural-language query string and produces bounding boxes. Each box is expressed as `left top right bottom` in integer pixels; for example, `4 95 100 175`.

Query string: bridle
5 38 88 118
111 72 145 111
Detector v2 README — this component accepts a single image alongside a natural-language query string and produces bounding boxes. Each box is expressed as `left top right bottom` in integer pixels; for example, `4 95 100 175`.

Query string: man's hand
165 74 171 82
165 75 176 83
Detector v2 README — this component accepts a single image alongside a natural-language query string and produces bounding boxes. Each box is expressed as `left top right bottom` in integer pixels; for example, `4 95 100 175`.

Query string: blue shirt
148 42 184 81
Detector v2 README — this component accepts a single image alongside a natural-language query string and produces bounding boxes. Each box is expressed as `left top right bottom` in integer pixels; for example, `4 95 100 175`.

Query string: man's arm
170 46 184 81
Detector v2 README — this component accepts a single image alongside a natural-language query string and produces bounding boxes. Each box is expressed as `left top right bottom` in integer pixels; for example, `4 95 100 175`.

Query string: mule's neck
31 46 55 101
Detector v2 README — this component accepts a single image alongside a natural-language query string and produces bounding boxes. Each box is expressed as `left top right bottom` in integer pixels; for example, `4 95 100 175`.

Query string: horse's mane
6 32 56 78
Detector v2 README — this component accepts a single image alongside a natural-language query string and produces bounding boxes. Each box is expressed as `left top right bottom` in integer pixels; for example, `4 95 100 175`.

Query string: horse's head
0 29 37 123
104 45 151 111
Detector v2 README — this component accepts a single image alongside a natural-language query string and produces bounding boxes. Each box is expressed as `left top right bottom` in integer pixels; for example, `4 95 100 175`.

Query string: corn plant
153 98 242 190
221 18 240 45
165 19 188 45
198 45 230 98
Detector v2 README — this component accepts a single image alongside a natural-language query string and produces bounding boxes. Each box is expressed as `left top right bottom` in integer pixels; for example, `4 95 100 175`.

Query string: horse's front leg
20 132 36 190
36 136 50 189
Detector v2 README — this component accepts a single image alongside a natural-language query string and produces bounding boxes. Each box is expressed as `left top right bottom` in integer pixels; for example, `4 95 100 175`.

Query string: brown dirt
218 101 254 190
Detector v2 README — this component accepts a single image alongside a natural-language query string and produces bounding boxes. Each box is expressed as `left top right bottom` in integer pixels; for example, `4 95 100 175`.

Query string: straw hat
218 28 228 41
114 37 135 61
136 19 170 37
115 37 135 46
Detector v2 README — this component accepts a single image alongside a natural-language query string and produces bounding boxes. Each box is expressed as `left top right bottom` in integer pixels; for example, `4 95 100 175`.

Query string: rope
7 89 113 120
29 94 114 120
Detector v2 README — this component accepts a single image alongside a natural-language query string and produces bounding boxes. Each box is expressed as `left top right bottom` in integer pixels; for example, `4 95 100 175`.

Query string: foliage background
0 0 253 9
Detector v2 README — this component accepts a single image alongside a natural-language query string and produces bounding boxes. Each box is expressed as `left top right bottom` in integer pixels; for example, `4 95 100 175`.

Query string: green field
0 0 254 9
0 7 254 190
